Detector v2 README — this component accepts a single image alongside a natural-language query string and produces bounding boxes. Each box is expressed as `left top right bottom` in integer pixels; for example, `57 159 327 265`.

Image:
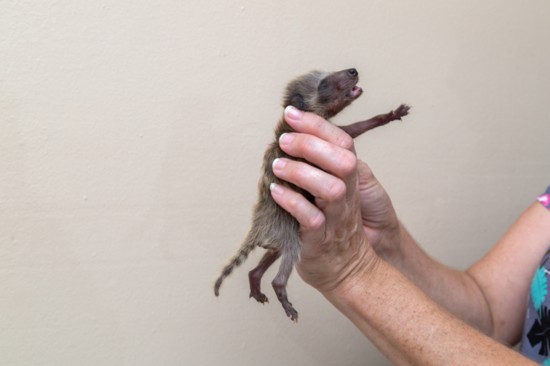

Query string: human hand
356 159 402 259
269 106 381 293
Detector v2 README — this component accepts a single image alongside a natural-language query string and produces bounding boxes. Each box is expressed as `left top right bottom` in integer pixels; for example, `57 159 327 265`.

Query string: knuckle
306 211 325 230
301 137 323 161
325 179 346 201
336 133 354 150
311 114 326 130
303 134 319 154
338 150 358 176
286 196 300 212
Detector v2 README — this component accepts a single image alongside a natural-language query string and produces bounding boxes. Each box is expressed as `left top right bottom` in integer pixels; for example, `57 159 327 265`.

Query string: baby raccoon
214 68 410 321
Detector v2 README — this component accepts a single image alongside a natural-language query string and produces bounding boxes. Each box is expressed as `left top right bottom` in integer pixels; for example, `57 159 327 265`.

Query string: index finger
284 106 355 151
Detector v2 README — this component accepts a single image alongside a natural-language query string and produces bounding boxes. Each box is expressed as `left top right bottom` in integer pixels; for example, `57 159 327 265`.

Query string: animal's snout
347 68 358 77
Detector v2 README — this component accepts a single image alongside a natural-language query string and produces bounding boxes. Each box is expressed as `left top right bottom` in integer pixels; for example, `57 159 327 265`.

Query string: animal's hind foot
249 288 269 304
282 301 298 322
273 281 299 322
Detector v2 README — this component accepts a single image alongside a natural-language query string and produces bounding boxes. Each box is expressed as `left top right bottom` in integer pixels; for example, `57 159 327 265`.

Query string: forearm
378 201 550 344
324 257 536 366
378 221 495 337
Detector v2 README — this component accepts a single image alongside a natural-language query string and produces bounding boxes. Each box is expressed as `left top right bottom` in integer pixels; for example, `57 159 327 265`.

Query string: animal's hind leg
249 250 281 304
272 249 299 321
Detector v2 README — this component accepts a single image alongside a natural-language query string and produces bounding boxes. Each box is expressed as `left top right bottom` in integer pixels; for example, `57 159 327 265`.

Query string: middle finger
278 133 357 181
272 158 346 207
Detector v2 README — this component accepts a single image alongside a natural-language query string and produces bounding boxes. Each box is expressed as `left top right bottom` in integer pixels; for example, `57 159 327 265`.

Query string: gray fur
214 68 410 321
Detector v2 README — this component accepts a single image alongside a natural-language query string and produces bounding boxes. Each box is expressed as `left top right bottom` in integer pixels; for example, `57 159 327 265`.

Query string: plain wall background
1 1 550 365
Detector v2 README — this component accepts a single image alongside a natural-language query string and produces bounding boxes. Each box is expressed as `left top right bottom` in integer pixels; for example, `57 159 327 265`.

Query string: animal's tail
214 232 257 296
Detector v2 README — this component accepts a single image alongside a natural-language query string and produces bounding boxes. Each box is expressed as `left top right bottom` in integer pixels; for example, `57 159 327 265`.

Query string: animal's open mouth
349 85 363 99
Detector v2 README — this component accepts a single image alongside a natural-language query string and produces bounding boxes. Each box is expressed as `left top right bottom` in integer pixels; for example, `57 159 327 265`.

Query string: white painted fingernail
284 105 303 120
279 133 294 146
270 182 283 194
272 158 286 170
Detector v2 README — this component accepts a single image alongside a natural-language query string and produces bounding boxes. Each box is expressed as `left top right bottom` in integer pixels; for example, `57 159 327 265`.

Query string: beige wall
1 1 549 365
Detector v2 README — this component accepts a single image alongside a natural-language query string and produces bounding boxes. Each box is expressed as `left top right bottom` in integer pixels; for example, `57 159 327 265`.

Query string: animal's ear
289 93 305 110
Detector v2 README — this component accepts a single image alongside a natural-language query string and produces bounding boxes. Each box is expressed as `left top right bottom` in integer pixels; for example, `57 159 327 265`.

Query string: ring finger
272 158 346 209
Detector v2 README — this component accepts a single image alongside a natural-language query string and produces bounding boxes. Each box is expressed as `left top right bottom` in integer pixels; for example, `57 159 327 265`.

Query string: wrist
371 219 406 263
320 242 381 301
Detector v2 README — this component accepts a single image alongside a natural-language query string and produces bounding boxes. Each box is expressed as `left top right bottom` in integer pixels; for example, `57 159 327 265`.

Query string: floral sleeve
537 186 550 209
520 185 550 363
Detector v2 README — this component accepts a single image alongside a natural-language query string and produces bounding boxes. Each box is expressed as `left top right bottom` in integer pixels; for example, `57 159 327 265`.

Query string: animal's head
283 68 363 119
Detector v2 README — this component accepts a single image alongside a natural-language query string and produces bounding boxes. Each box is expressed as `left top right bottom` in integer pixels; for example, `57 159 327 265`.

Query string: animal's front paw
392 104 411 120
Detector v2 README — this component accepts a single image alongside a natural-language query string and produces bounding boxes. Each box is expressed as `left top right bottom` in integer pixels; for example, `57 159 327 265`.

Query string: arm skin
383 202 550 345
352 128 550 345
268 106 549 364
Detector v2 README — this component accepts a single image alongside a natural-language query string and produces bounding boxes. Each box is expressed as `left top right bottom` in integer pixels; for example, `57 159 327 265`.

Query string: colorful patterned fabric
520 186 550 363
538 186 550 209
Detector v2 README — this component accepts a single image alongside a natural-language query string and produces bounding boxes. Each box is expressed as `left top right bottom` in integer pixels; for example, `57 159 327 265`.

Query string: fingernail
272 158 286 170
284 105 304 120
279 133 294 146
270 182 283 195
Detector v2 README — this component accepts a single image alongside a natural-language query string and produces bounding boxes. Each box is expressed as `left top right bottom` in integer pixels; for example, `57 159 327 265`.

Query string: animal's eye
290 94 305 110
